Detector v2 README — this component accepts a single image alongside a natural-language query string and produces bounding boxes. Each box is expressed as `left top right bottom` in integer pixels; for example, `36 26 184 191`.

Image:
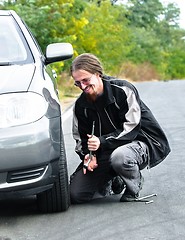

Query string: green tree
2 0 91 74
122 0 185 79
73 0 132 74
163 2 180 28
125 0 164 29
3 0 83 51
1 0 185 81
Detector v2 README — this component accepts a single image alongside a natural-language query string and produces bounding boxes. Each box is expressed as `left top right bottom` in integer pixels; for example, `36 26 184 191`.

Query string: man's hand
83 154 98 174
87 134 100 151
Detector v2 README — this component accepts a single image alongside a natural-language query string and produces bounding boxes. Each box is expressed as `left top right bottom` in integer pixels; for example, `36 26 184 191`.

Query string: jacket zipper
104 108 117 130
141 129 161 147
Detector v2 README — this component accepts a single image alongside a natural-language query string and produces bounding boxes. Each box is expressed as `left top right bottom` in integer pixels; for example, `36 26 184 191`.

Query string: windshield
0 15 33 65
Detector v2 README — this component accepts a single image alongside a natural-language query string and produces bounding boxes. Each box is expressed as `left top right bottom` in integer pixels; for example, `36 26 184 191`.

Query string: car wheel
37 132 70 213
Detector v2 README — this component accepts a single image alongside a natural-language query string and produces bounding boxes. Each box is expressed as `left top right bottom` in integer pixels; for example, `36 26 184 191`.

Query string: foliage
1 0 185 89
73 1 132 74
125 0 164 29
164 39 185 79
121 0 185 80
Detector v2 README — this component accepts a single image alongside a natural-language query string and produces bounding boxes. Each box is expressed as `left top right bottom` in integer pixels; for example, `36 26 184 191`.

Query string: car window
0 15 33 64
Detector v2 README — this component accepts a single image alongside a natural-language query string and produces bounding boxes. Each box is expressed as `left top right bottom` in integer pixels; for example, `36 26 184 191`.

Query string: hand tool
83 121 95 169
134 193 157 204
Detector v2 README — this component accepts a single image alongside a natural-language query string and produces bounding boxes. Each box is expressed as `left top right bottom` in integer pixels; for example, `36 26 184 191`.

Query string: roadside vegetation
1 0 185 99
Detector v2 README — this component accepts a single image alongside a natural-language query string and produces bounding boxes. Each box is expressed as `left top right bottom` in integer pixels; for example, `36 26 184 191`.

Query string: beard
85 85 98 102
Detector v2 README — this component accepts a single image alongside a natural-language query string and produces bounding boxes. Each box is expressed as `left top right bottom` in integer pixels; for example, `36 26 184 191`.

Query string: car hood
0 64 35 94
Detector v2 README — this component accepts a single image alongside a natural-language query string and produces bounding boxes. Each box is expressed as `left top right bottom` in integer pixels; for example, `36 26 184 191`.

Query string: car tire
37 132 70 213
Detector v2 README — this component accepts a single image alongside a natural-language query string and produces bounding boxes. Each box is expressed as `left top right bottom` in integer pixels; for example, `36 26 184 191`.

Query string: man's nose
80 82 87 89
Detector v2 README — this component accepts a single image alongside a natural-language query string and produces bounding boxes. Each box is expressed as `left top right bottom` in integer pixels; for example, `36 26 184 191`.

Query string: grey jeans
110 141 149 195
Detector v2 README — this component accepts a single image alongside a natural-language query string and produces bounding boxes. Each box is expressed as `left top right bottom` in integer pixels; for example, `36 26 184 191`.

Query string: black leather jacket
72 76 171 168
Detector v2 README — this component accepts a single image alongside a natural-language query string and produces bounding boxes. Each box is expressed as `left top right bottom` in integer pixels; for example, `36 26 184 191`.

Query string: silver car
0 10 73 213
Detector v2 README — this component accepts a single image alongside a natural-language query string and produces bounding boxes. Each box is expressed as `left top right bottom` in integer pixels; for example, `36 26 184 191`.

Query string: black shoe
120 189 139 202
120 174 144 202
112 176 125 194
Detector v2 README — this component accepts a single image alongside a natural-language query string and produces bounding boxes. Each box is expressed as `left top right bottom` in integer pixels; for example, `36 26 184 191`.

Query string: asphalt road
0 80 184 240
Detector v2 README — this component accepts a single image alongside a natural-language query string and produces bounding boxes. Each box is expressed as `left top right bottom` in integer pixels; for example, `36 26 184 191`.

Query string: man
70 53 170 204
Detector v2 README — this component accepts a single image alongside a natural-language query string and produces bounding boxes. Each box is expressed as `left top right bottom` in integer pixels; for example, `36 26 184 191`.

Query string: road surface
0 80 184 240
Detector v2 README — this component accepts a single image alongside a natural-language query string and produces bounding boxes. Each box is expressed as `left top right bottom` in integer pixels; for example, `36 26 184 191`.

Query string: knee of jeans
111 150 125 169
111 150 136 171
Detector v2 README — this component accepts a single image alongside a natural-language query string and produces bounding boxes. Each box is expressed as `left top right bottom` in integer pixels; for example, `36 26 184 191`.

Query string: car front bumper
0 115 61 193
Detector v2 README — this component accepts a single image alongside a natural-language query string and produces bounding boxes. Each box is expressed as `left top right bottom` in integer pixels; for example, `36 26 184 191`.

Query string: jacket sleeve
99 85 142 150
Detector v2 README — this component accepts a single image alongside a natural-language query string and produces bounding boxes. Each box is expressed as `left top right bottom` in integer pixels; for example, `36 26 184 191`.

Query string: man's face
72 70 103 101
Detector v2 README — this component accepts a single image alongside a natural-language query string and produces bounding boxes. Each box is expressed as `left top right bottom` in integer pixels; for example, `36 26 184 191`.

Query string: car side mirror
45 43 73 64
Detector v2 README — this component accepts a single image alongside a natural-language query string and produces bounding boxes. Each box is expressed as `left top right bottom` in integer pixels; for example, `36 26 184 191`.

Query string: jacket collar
102 76 115 105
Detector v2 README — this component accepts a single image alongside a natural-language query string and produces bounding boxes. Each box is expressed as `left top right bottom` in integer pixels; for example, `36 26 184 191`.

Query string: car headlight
0 92 48 128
